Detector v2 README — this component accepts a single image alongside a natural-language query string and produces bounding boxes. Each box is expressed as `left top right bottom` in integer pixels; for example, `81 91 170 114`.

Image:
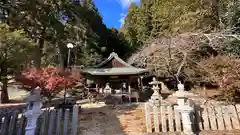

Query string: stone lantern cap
149 77 161 92
26 87 41 102
173 84 195 98
149 77 161 85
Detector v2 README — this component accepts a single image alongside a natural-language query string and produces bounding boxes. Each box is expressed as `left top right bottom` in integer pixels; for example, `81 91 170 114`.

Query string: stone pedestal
24 88 42 135
176 105 195 135
174 84 195 135
24 106 42 135
177 93 187 107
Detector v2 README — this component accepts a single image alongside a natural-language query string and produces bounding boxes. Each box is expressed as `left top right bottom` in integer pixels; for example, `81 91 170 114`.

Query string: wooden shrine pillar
128 77 132 103
96 84 99 93
137 77 141 90
138 76 144 91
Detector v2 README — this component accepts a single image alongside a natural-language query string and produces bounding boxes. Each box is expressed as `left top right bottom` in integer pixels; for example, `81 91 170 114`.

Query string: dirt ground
2 89 240 135
77 100 240 135
78 103 146 135
1 100 239 135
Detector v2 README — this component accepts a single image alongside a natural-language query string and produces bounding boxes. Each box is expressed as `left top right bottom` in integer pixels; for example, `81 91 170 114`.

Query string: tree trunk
1 70 9 103
34 44 42 68
57 42 66 70
34 28 46 68
0 41 9 103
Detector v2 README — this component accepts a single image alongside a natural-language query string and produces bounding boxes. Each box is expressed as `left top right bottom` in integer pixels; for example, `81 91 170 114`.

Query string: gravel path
78 104 126 135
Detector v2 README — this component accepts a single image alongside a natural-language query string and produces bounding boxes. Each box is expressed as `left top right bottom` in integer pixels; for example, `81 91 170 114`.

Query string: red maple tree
16 67 78 99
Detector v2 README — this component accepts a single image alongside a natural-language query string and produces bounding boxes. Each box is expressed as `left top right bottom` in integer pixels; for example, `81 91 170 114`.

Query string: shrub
16 67 79 101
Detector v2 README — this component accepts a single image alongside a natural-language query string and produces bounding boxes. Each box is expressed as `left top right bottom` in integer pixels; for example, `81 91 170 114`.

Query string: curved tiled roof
82 52 148 76
95 52 133 68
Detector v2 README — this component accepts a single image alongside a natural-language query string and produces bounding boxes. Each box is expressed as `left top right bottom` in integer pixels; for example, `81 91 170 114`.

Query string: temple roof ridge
81 52 149 76
109 52 118 57
95 52 133 68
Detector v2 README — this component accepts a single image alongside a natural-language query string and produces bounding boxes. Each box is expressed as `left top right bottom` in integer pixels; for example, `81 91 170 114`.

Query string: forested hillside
123 0 240 101
1 0 240 102
0 0 133 102
122 0 240 46
0 0 132 68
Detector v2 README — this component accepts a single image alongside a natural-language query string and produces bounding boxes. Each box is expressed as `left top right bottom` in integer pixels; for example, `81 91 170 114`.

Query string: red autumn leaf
16 67 79 97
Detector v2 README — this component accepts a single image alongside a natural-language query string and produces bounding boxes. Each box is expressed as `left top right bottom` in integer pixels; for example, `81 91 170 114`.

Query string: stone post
174 84 195 135
24 87 42 135
176 105 195 135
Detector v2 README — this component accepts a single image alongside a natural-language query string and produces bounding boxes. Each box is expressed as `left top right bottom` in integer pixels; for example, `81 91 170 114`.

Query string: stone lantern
174 84 195 135
24 87 42 135
148 77 162 106
104 83 112 96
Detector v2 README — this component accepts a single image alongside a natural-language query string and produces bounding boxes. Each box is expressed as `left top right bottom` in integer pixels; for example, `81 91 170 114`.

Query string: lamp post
67 43 74 67
140 76 143 91
63 43 74 105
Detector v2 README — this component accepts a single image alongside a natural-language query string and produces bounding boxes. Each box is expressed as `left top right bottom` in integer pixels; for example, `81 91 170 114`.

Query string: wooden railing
145 103 183 133
194 104 240 131
0 105 79 135
145 103 240 134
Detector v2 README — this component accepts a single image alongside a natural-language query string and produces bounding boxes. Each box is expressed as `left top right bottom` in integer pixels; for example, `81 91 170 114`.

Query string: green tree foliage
0 0 132 103
0 24 35 103
123 3 140 47
2 0 131 68
105 28 133 58
123 0 220 48
137 0 153 43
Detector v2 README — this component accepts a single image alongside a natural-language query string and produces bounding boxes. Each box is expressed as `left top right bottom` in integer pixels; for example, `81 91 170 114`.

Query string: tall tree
124 3 140 49
5 0 103 68
136 0 153 42
0 24 35 103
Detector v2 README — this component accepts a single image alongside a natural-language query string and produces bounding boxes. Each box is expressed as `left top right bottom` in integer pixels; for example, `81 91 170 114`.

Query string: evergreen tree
0 24 35 103
124 3 140 48
122 0 221 46
136 0 153 43
2 0 131 68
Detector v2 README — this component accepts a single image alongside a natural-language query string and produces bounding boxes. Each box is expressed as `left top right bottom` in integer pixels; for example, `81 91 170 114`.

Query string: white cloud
117 0 140 27
119 13 126 27
117 0 140 9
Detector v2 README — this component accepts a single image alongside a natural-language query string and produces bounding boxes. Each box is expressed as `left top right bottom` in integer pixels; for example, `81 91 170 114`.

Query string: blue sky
93 0 140 29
